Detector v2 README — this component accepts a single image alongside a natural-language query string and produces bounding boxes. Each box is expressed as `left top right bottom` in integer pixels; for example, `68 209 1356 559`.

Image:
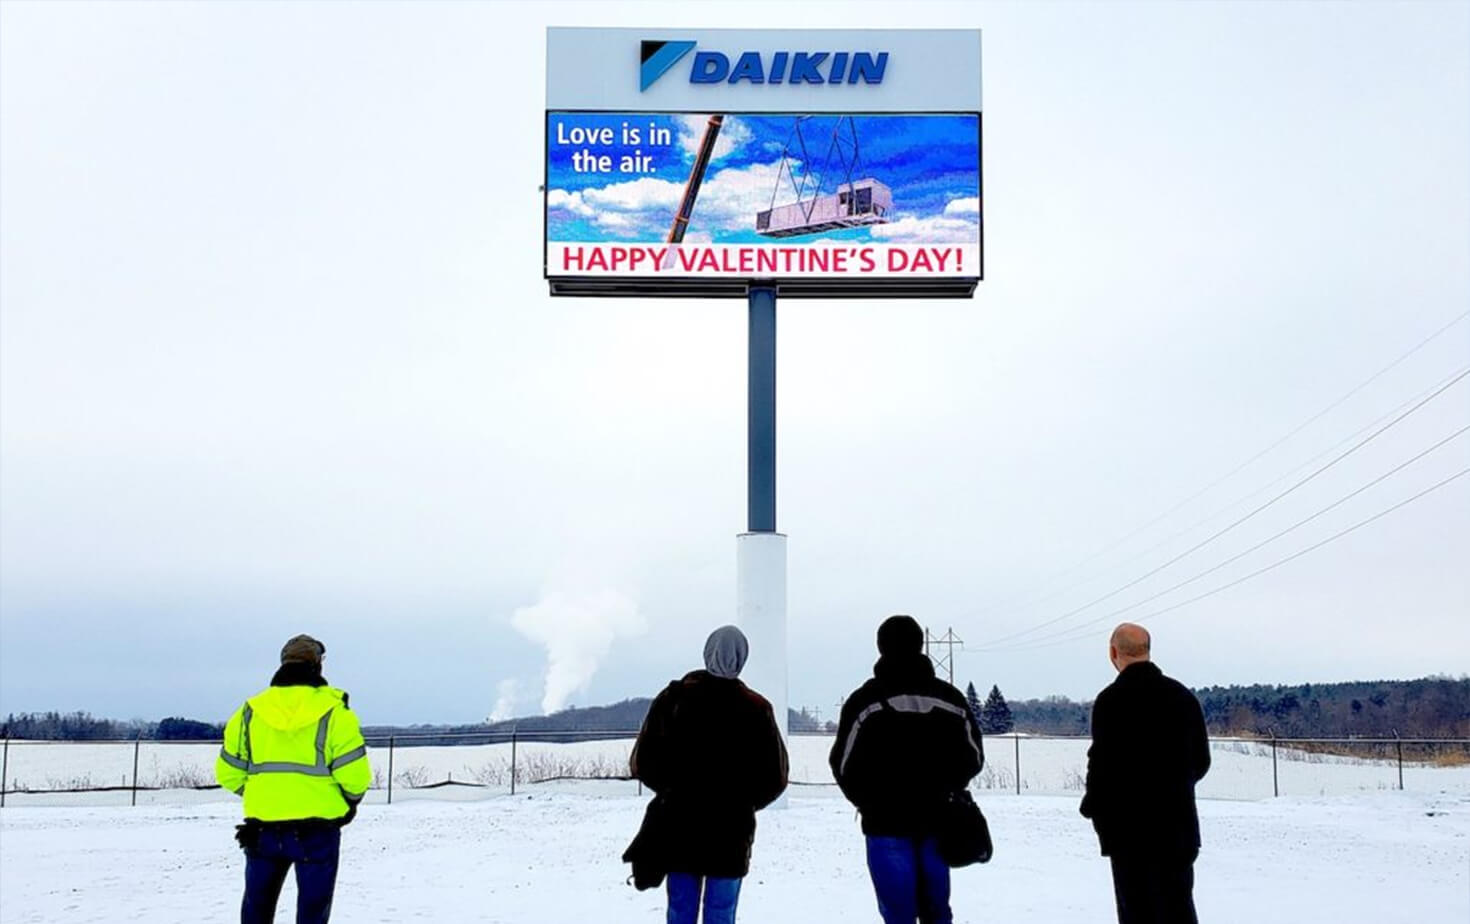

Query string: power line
961 308 1470 623
1125 308 1470 525
963 364 1469 632
994 464 1470 653
976 365 1470 648
978 423 1470 651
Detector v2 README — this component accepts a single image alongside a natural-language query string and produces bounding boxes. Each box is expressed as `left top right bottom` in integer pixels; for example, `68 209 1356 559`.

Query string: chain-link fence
2 731 1466 808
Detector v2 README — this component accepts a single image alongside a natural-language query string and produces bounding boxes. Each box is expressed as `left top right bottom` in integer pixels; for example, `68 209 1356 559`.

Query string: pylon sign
545 28 982 298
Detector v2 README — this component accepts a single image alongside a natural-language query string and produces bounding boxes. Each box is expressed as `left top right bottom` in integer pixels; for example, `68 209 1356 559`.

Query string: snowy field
2 737 1469 921
4 735 1466 805
2 783 1468 923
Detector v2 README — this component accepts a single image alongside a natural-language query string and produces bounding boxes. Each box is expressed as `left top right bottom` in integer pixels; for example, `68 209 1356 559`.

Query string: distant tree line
361 698 660 745
8 677 1466 742
1 711 151 740
363 701 829 745
1 712 223 741
1006 696 1092 736
156 717 226 740
999 676 1470 738
1191 677 1470 738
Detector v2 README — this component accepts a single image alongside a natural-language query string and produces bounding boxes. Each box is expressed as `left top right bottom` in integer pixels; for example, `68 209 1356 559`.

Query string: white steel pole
737 531 788 806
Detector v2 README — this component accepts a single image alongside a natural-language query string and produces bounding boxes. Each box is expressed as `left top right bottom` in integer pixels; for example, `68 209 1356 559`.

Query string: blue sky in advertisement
546 112 979 245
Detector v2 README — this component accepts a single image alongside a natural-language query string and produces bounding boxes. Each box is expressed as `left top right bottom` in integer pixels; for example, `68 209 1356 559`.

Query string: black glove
234 820 262 851
339 799 359 827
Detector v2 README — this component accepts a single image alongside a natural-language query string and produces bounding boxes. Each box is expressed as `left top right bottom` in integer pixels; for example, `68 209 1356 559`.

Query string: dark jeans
1109 852 1198 924
241 824 341 924
666 872 742 924
865 835 952 924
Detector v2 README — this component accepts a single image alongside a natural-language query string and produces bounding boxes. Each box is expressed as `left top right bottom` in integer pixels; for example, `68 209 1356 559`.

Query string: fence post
1394 730 1403 791
1013 734 1021 796
1 732 9 808
510 727 518 796
1270 731 1278 798
131 734 142 807
387 736 395 805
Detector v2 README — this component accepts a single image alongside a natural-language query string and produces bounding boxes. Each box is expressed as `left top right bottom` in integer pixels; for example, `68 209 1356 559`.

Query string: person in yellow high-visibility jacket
216 634 371 924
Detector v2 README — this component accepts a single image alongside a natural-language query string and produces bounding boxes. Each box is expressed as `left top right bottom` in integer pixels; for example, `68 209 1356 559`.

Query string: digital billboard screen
545 111 981 297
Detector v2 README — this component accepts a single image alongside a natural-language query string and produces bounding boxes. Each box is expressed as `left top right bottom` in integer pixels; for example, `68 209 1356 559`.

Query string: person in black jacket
629 625 788 924
1080 623 1211 924
830 615 984 924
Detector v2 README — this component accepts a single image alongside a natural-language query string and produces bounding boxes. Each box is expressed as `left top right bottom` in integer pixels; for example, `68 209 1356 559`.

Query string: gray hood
703 625 749 680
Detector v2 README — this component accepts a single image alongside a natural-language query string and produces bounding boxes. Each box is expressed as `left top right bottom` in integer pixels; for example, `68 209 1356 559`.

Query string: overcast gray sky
2 1 1466 726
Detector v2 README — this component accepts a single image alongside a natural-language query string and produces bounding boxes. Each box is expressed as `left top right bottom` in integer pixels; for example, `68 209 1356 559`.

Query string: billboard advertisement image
545 111 981 294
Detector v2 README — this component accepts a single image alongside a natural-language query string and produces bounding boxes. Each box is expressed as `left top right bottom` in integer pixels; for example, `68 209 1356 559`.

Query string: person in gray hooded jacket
630 625 789 924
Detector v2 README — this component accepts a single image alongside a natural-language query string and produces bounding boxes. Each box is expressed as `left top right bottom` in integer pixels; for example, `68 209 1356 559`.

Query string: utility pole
924 626 963 685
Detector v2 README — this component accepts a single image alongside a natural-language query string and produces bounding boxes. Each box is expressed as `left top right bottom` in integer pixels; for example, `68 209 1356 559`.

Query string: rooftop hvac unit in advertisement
756 178 893 238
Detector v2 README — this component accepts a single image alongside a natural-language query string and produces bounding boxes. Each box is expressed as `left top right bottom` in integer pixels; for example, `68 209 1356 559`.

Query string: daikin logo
640 40 889 91
640 40 698 91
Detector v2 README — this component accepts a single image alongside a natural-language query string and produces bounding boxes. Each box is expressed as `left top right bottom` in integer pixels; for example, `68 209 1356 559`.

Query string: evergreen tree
965 682 983 722
982 685 1014 734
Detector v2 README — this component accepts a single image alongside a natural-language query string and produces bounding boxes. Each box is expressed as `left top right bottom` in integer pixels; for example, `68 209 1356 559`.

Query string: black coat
629 671 789 878
1080 661 1210 857
829 653 985 837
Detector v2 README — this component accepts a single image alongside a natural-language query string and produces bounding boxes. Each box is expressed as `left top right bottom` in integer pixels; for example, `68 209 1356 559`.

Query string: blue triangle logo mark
641 40 697 92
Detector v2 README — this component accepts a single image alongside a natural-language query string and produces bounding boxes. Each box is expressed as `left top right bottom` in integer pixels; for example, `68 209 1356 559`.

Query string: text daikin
640 40 889 91
690 50 888 85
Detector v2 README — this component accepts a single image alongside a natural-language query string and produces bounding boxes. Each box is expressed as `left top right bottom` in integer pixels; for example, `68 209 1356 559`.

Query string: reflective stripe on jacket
215 685 371 822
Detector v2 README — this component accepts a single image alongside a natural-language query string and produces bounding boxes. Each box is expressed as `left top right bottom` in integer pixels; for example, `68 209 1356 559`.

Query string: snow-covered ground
4 735 1465 805
1 783 1467 923
3 736 1467 922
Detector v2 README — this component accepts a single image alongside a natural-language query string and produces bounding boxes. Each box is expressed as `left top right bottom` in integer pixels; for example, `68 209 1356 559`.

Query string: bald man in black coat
1081 623 1211 924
